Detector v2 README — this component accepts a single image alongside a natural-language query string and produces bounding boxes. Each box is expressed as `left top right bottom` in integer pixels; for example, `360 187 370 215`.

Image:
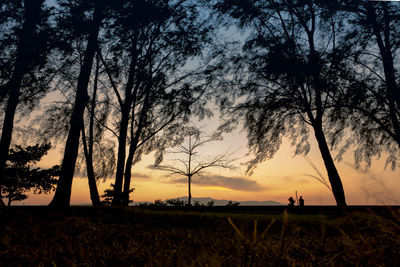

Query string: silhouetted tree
100 186 114 206
100 184 133 206
99 0 214 206
80 54 102 205
80 54 115 205
0 0 55 206
213 0 350 206
50 0 107 207
326 1 400 169
166 198 186 206
226 200 240 207
151 128 234 206
33 46 115 206
0 144 59 206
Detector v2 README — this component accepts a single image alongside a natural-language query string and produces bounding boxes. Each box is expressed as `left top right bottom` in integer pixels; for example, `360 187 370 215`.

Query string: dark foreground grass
0 206 399 266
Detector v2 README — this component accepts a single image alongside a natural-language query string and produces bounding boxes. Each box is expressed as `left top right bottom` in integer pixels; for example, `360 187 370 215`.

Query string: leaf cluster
1 143 60 205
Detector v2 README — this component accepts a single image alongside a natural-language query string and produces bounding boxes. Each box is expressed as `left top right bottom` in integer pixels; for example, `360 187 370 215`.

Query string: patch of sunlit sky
19 106 400 206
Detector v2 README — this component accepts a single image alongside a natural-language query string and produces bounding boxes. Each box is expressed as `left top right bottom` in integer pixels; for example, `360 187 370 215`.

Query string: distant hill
134 197 283 206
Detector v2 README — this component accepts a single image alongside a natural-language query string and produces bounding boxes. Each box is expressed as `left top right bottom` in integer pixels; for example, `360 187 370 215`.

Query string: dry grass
0 207 399 266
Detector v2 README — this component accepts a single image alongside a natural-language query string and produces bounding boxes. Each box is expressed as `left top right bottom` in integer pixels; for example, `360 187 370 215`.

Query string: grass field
1 206 399 266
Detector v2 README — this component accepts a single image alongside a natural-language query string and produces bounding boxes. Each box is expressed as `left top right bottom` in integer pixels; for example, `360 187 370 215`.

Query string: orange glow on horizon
15 127 400 206
201 186 233 191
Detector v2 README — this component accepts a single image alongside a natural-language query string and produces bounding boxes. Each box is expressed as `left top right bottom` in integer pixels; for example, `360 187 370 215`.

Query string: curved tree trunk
49 1 105 207
121 82 152 206
81 126 101 206
313 123 347 207
305 21 347 207
81 55 101 206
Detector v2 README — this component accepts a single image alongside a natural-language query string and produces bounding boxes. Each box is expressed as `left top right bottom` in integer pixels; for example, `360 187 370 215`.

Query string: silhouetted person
299 196 304 207
288 197 295 206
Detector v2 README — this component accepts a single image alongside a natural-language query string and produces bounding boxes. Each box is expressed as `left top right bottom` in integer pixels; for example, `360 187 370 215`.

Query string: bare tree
150 128 235 206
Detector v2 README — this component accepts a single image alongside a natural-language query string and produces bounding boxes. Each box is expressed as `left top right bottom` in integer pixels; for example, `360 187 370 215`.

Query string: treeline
0 0 399 207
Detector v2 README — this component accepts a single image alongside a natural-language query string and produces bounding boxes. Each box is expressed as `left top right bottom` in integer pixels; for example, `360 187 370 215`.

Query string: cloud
169 175 266 192
281 175 310 184
132 172 151 180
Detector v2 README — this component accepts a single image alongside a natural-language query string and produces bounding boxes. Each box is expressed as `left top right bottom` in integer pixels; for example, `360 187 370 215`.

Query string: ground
0 206 399 266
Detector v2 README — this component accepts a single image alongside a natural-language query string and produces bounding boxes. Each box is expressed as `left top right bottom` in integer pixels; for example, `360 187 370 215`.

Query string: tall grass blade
227 217 245 240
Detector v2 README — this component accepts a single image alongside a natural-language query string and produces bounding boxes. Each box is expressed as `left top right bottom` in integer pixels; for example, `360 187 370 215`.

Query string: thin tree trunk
81 125 101 206
122 149 135 206
81 54 101 206
49 1 105 207
313 122 347 207
188 135 192 207
0 0 44 207
121 113 137 206
121 112 136 206
112 56 138 206
188 174 192 207
122 83 152 206
112 107 130 206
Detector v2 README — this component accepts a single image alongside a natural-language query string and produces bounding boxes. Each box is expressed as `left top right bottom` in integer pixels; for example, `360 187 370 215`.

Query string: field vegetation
1 206 399 266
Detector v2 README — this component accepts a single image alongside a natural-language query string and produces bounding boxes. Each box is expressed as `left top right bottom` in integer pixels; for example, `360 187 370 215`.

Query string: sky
8 1 400 206
19 110 400 206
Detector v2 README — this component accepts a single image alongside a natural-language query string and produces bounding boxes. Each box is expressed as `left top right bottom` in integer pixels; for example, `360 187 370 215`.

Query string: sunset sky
20 110 400 206
7 1 400 207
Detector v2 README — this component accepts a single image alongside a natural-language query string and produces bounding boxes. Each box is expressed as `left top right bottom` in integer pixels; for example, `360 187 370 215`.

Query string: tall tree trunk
0 79 22 207
49 1 105 207
81 125 101 206
121 112 137 206
122 83 152 206
0 0 44 207
312 122 347 207
305 20 347 207
112 106 130 206
81 54 101 206
188 135 192 207
112 56 138 206
188 174 192 207
121 147 135 206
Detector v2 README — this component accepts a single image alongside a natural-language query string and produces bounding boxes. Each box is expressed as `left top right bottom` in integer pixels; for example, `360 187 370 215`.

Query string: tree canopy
0 0 399 207
0 143 59 206
213 0 353 206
